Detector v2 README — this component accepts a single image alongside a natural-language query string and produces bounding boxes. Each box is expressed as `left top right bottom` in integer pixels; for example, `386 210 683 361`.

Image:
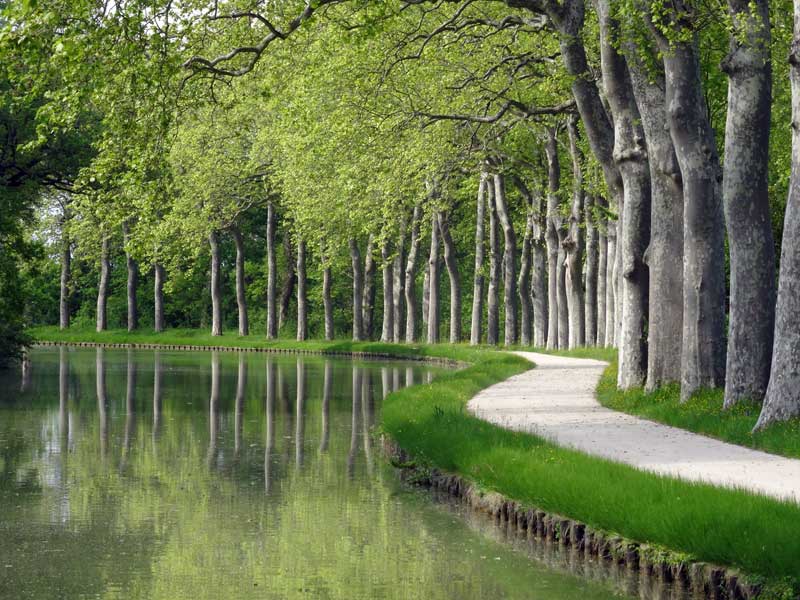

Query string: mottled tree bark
438 211 462 343
122 222 139 332
486 179 501 345
755 0 800 429
557 241 569 350
266 202 278 339
565 115 586 349
296 239 307 341
393 221 406 343
405 206 422 342
96 235 110 333
545 129 562 349
532 214 548 348
322 265 334 341
349 238 364 341
722 0 776 407
362 235 376 340
232 227 249 337
209 230 222 336
154 263 165 333
649 7 727 400
584 195 598 346
623 28 684 391
605 223 617 347
59 224 70 330
494 173 518 346
470 175 488 345
279 236 296 331
426 213 441 344
597 201 608 345
380 240 394 342
518 212 534 346
596 0 650 386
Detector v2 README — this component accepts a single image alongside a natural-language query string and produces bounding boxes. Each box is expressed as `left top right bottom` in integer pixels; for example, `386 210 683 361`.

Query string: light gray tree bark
595 0 650 386
470 175 488 345
755 0 800 429
323 264 334 341
584 194 598 346
59 219 70 330
362 235 376 340
405 206 423 342
381 239 394 342
438 211 462 343
597 200 608 345
296 238 307 341
278 236 295 331
545 128 562 350
350 238 364 341
122 222 139 332
605 223 617 347
565 115 586 349
722 0 776 407
622 25 685 390
486 179 501 345
426 213 441 344
266 202 278 339
494 173 518 346
557 238 569 350
518 212 534 346
209 230 222 336
649 6 727 400
232 227 249 337
532 209 548 348
154 263 165 333
393 220 406 342
96 235 110 333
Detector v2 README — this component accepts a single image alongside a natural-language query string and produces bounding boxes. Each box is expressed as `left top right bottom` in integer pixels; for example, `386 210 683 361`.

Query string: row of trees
2 0 799 429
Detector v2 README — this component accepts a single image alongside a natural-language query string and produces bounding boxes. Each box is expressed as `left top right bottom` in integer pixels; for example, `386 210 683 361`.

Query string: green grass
31 327 800 590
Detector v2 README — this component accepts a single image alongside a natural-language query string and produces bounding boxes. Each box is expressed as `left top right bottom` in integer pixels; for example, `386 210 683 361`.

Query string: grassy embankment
31 327 800 592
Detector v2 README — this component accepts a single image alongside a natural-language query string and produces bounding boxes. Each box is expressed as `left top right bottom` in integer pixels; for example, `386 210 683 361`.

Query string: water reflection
0 347 628 600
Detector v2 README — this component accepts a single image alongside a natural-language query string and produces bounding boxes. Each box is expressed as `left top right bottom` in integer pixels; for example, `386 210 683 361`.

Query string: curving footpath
468 351 800 504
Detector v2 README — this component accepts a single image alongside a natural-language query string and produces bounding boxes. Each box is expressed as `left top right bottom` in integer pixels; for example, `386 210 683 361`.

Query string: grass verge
32 327 800 592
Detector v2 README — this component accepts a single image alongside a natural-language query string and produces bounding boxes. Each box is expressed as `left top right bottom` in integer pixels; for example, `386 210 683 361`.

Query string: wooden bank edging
381 437 764 600
31 341 464 368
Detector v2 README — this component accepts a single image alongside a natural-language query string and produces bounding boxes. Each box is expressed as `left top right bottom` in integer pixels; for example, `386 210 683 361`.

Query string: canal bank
28 330 800 598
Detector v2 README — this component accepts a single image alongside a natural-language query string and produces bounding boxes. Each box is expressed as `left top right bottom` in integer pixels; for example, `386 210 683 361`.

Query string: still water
0 347 628 600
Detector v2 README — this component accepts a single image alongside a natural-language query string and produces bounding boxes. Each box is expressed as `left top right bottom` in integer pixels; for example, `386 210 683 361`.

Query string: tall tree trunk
426 213 441 344
597 202 608 345
532 219 548 348
296 239 307 341
755 0 800 429
596 0 651 385
422 257 430 334
323 264 334 341
623 21 685 391
405 206 422 342
438 211 462 343
545 129 562 349
362 235 376 339
605 223 617 347
650 10 727 400
486 179 501 345
123 222 139 332
349 238 364 341
557 241 569 349
209 230 222 336
518 212 534 346
470 175 488 345
96 235 110 333
722 0 776 408
584 195 598 346
494 173 518 346
266 202 278 339
279 236 296 331
59 226 70 330
393 221 406 342
565 115 586 349
381 240 394 342
232 227 249 337
154 263 165 333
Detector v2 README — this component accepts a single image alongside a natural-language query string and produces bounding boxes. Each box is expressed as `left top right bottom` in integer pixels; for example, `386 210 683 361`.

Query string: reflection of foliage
0 349 616 599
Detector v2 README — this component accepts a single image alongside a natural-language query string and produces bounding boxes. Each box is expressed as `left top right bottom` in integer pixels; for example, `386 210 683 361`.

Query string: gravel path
467 351 800 504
